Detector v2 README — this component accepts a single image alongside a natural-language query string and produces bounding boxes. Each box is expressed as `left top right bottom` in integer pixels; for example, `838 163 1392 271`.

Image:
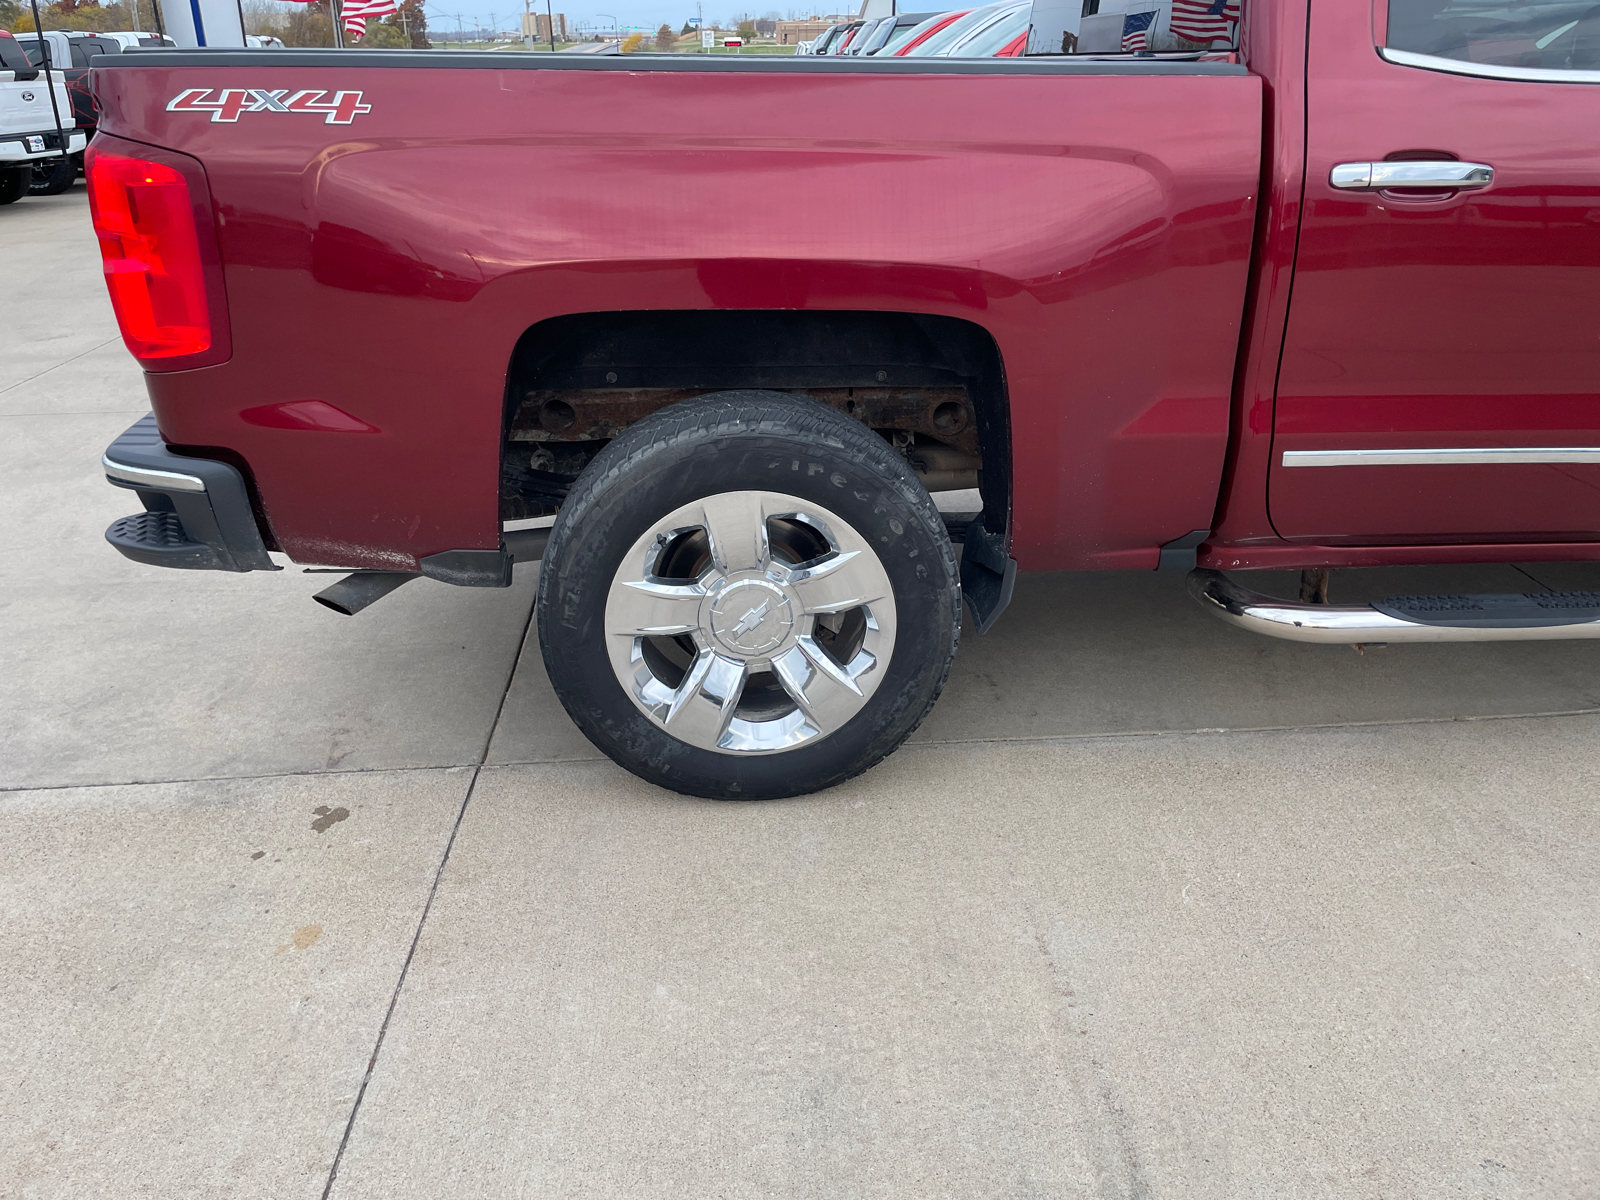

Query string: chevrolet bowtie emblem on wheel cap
733 600 771 637
166 88 373 125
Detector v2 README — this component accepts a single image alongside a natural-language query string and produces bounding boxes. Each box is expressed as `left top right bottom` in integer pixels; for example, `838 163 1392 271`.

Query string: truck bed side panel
94 63 1261 570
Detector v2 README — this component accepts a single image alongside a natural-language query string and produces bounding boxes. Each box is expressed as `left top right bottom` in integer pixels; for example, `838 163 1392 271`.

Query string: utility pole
546 0 555 50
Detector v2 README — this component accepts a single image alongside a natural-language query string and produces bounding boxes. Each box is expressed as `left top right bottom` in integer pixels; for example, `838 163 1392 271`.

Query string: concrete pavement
2 186 1596 1199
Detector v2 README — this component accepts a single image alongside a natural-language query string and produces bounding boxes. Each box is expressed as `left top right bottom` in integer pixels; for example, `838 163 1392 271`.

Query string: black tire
537 390 961 800
0 165 31 206
30 154 76 196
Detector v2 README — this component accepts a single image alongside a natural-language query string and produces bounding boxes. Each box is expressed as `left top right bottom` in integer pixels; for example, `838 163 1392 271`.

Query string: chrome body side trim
1281 448 1600 467
102 454 208 493
1380 46 1600 85
1186 570 1600 645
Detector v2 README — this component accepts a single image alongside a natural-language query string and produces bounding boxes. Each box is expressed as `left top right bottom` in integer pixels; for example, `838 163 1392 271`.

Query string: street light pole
546 0 554 50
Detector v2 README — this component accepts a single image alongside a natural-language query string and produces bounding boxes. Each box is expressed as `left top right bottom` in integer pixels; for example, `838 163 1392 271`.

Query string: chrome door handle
1330 161 1494 190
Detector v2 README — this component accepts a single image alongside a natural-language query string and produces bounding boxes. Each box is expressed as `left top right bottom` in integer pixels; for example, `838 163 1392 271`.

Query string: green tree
654 22 674 50
281 0 334 47
357 19 407 46
678 19 691 35
7 0 132 32
737 19 755 39
381 0 428 47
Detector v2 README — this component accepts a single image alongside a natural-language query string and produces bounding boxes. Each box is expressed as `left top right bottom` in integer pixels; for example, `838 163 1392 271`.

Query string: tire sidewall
537 394 958 799
30 156 74 195
0 165 30 205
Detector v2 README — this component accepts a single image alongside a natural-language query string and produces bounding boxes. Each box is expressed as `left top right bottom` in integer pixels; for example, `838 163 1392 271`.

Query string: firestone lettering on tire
166 88 372 125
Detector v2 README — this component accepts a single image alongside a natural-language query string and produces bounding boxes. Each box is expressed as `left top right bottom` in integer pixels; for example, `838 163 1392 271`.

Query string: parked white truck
0 30 82 206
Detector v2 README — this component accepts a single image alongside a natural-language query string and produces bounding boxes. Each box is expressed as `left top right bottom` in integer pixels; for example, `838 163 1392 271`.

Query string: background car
939 0 1031 56
13 30 118 194
892 9 973 54
0 29 82 204
844 15 887 52
807 24 844 53
854 11 940 54
99 32 173 49
898 2 1030 56
827 20 865 53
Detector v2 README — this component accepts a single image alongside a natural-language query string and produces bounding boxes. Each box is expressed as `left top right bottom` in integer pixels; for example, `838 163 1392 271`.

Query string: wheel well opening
498 310 1011 541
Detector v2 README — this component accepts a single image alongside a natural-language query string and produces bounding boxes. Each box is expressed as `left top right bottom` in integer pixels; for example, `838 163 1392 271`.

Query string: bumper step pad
1190 569 1600 644
106 511 231 570
101 414 277 573
1373 591 1600 628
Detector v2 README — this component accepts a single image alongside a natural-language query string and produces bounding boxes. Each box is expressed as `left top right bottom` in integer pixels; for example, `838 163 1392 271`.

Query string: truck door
1269 0 1600 545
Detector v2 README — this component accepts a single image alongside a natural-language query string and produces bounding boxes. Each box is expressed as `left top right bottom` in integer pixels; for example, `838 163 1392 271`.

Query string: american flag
269 0 396 39
1120 10 1158 51
1169 0 1241 45
338 0 397 38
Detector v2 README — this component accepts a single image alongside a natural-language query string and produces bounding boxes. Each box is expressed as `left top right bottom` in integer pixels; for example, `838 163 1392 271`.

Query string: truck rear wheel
536 390 961 799
29 154 75 196
0 164 31 205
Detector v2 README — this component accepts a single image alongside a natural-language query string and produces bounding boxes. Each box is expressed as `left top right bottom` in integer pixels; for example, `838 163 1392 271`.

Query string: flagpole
331 0 346 47
25 0 69 170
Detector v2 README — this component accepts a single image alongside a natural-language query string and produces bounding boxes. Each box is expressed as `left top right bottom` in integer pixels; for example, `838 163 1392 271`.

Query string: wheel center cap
709 578 794 656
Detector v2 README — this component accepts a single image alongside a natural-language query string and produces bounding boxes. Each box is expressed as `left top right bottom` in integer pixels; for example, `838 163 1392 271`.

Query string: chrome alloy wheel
603 490 897 755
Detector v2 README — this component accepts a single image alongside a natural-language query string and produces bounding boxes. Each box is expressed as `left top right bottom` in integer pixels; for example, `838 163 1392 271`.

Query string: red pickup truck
88 0 1600 798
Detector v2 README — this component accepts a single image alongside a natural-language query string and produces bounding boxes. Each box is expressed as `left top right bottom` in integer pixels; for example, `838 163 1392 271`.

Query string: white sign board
700 29 714 47
162 0 246 46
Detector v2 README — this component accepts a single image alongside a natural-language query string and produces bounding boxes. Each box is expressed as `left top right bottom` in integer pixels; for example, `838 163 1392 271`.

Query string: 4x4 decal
167 88 372 125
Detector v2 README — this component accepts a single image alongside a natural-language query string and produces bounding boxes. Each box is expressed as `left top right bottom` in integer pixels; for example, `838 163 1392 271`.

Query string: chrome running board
1186 569 1600 644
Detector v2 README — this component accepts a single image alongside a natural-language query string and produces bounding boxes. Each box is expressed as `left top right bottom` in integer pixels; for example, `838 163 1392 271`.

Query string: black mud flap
959 519 1016 635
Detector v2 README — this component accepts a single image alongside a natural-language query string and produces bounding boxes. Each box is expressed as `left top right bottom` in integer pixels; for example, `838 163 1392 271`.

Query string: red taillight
87 150 211 360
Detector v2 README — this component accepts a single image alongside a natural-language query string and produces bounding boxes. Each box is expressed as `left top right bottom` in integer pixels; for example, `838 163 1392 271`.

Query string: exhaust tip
313 571 418 616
